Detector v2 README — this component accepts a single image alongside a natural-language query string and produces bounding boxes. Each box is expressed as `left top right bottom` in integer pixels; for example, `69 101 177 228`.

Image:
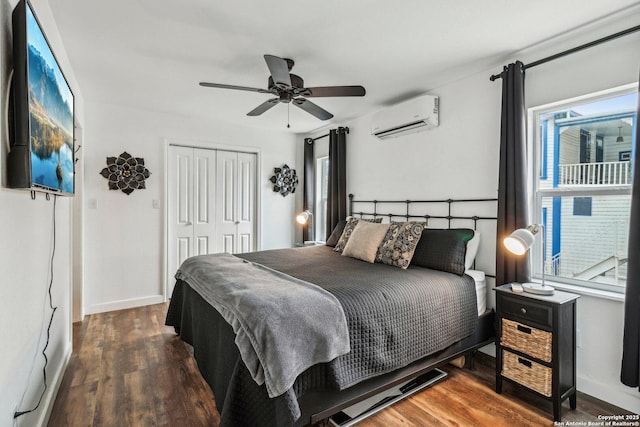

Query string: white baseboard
86 295 165 315
37 344 72 427
578 375 640 414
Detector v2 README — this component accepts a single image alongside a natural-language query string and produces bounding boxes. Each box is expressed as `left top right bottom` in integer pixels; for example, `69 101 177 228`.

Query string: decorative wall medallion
99 151 151 195
269 164 298 197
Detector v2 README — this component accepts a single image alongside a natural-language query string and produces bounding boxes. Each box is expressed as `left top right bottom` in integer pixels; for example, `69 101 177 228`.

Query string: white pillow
464 232 481 270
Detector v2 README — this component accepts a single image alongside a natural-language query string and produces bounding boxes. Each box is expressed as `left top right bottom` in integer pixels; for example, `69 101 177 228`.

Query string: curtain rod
308 126 350 142
490 24 640 81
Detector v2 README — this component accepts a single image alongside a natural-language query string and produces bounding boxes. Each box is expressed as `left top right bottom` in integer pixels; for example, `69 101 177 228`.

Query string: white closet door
168 146 256 298
192 149 217 256
167 145 194 297
216 150 239 253
216 150 257 254
236 152 256 253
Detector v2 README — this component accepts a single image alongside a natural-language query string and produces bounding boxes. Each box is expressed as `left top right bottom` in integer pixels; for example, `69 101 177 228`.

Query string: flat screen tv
8 0 75 196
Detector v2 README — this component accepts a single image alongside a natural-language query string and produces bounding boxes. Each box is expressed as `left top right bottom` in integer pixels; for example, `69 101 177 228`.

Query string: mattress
465 269 487 315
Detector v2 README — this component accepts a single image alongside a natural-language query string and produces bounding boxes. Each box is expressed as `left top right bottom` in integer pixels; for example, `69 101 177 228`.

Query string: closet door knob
234 221 240 225
185 221 192 226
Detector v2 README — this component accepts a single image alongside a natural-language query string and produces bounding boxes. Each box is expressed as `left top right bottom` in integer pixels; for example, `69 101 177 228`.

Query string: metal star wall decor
269 164 298 197
100 151 151 195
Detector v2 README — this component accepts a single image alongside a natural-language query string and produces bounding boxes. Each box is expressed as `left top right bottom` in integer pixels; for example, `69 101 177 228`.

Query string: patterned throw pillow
333 217 383 253
376 221 426 269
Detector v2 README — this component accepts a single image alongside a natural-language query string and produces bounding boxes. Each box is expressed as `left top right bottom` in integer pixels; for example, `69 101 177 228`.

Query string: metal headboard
348 194 498 277
348 194 497 227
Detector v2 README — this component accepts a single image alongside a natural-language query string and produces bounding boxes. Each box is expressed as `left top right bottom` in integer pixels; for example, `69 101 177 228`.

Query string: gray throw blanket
175 253 350 398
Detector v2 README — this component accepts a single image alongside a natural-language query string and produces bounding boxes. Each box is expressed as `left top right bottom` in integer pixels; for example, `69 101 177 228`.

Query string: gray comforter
175 253 350 398
239 246 478 391
167 245 478 426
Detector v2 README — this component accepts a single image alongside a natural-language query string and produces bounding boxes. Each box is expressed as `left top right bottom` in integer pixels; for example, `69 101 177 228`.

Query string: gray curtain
302 138 314 242
496 61 531 286
621 73 640 389
326 127 348 240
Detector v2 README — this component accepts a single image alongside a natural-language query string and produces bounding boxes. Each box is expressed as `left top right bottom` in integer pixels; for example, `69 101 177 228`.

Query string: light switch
152 199 160 209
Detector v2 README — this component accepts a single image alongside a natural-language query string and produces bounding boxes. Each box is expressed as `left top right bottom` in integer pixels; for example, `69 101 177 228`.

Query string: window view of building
533 89 637 292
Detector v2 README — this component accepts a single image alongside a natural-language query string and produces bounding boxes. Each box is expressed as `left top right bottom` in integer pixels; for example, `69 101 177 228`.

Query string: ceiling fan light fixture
200 54 365 122
280 92 292 103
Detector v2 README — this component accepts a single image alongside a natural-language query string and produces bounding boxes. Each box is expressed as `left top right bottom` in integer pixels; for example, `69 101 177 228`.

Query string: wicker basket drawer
501 318 552 362
502 350 552 397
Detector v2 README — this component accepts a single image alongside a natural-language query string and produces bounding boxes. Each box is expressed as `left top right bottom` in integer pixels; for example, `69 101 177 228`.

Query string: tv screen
9 0 75 195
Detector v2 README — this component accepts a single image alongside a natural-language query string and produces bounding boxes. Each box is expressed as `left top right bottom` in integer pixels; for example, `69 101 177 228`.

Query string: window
315 156 329 242
531 87 637 293
572 197 592 216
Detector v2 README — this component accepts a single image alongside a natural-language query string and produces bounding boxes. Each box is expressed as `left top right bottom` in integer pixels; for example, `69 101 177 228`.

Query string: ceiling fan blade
301 85 366 97
199 82 274 94
247 98 280 116
293 98 334 121
264 55 292 89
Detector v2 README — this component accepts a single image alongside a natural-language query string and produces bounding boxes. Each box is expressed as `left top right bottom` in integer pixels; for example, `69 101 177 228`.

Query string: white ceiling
49 0 639 134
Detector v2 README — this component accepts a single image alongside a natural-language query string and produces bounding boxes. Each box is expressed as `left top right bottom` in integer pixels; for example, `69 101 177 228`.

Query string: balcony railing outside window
558 161 631 186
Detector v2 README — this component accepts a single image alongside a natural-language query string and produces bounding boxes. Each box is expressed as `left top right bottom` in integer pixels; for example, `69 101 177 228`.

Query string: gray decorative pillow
333 217 383 253
376 221 426 269
326 220 347 247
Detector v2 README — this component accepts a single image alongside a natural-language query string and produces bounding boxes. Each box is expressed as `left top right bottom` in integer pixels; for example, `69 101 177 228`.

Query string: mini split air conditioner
371 94 439 139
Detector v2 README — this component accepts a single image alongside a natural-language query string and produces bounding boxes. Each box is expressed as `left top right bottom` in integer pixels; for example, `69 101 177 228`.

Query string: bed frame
293 194 499 426
348 193 497 226
297 311 495 425
170 194 498 426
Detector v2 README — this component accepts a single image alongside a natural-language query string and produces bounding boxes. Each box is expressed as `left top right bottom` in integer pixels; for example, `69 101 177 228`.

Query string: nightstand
495 284 579 422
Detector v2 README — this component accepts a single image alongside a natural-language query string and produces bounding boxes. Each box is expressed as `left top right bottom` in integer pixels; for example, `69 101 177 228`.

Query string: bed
166 196 497 426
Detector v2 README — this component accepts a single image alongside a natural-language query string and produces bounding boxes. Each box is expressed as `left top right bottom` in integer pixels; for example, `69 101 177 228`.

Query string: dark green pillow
411 228 475 275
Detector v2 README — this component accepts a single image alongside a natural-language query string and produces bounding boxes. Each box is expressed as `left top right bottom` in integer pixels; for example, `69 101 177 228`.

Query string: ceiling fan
199 55 366 122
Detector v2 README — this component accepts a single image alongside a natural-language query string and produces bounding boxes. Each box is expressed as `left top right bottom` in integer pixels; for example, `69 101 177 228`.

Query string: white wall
329 7 640 414
0 0 84 426
343 68 502 280
83 101 299 314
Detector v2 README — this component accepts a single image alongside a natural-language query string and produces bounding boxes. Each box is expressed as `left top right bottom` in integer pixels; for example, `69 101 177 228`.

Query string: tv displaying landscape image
26 2 74 193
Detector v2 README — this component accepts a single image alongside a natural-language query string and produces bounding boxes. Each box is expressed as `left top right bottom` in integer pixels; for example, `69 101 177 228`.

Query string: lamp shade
296 210 312 225
503 223 553 295
503 226 536 255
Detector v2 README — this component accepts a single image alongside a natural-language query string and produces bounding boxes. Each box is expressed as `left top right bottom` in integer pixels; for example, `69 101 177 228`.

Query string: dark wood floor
49 303 633 426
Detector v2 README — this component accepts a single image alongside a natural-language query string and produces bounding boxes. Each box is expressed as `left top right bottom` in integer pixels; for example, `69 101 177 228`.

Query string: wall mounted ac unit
371 95 439 139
